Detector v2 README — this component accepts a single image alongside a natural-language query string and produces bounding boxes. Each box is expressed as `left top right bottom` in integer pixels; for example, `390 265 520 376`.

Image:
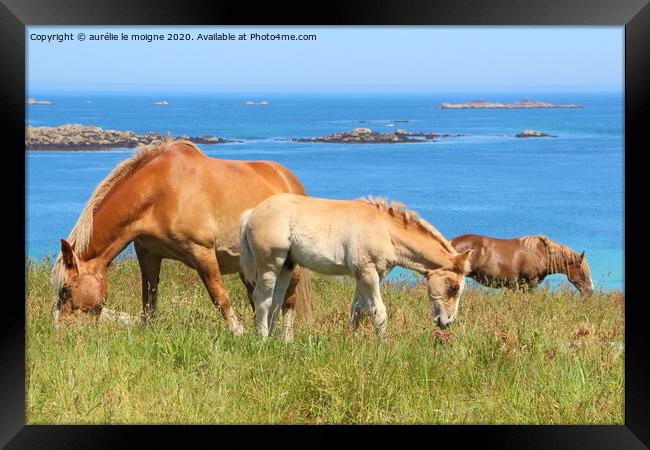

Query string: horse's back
246 194 381 275
130 142 307 270
153 143 305 197
450 234 484 250
243 161 307 196
450 233 542 283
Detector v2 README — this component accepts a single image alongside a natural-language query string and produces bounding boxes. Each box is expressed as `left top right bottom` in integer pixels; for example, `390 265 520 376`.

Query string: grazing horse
450 234 594 296
239 194 473 341
52 138 312 332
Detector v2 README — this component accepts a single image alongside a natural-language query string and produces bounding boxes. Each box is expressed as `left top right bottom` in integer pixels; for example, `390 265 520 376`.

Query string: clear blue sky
27 26 623 93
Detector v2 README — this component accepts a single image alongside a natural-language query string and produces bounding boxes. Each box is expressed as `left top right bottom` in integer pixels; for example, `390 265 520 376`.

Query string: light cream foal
240 194 472 341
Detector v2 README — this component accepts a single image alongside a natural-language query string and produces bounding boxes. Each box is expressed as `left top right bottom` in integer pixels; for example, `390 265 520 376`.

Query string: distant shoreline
25 124 236 151
441 99 582 109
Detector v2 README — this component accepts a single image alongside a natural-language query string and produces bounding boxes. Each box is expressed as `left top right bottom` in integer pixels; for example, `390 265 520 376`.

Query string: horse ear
454 249 473 274
60 239 79 276
580 251 585 261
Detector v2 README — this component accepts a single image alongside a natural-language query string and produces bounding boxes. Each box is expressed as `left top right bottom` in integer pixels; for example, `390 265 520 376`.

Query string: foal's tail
294 267 314 323
239 209 257 284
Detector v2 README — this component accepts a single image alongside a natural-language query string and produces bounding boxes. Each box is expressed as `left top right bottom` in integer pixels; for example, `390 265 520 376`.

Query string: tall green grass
26 257 624 424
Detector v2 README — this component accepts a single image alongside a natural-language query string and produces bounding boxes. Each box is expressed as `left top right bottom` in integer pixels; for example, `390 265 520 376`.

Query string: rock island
26 124 235 151
441 99 582 109
294 128 454 144
515 130 557 138
26 97 52 105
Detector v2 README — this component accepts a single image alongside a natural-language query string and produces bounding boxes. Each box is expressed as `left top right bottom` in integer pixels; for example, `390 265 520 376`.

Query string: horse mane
51 137 204 288
359 196 456 254
521 235 581 273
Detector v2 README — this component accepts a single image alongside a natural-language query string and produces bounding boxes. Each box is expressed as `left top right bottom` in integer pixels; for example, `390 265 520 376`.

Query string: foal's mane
359 196 456 253
51 137 204 288
521 235 582 273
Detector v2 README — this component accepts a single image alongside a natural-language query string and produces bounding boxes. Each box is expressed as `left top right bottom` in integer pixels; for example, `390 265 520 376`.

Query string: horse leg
238 271 256 312
349 283 368 332
135 241 162 326
281 264 302 342
518 277 537 293
269 266 293 339
357 269 387 338
189 245 244 335
523 282 537 293
253 269 280 338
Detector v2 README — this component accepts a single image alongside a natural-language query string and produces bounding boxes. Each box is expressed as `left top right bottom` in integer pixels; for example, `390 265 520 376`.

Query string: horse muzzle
433 314 453 329
580 287 594 297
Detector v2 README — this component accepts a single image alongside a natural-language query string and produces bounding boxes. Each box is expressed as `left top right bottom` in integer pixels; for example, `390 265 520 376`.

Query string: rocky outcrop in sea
294 127 454 144
25 124 235 151
515 130 557 138
26 97 52 105
441 99 582 109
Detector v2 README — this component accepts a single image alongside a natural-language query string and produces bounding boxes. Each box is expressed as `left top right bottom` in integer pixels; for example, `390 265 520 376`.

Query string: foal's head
426 250 473 328
53 239 108 328
566 251 594 297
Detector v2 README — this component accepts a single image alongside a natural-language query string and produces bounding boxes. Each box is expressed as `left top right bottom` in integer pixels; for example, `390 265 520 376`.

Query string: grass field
26 257 624 424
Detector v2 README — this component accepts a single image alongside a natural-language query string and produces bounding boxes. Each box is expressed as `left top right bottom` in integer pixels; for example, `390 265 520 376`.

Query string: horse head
54 239 108 328
566 251 594 297
426 249 473 328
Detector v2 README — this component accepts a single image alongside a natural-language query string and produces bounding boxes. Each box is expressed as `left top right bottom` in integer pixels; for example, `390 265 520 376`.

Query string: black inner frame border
1 0 648 447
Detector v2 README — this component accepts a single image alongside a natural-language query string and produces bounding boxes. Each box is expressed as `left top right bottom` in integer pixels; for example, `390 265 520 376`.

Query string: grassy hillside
26 257 624 424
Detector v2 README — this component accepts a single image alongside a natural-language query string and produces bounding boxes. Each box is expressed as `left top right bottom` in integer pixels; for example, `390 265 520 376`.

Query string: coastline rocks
26 124 234 151
294 128 452 144
244 100 269 106
408 131 449 139
175 134 228 144
515 129 557 138
26 97 51 105
441 99 582 109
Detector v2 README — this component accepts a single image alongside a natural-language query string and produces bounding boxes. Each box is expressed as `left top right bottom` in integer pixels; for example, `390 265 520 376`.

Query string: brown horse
52 138 312 332
450 234 594 296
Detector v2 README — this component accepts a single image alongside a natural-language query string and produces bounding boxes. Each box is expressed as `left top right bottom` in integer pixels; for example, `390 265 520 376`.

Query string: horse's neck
541 242 570 276
78 189 146 268
388 223 452 274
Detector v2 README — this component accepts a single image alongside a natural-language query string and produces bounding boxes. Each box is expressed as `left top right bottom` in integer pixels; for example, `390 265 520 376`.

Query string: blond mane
359 196 456 254
522 235 581 273
51 137 204 288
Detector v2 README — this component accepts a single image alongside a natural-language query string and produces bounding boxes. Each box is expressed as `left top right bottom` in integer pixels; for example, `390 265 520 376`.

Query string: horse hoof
231 322 245 336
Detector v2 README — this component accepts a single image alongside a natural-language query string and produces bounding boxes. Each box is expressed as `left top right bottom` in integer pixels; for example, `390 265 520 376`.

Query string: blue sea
26 92 624 291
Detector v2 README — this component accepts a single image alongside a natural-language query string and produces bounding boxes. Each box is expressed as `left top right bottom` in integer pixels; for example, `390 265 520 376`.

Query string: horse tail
293 267 314 323
239 209 257 283
240 206 314 322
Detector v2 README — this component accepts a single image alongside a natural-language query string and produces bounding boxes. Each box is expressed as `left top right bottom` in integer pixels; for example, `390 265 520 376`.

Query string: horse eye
448 281 459 296
58 286 71 299
57 286 72 308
